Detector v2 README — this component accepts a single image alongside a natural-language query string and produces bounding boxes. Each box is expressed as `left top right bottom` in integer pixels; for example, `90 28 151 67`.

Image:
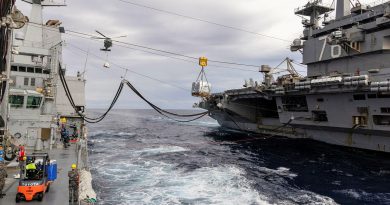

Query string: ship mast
21 0 66 45
336 0 351 19
294 0 334 40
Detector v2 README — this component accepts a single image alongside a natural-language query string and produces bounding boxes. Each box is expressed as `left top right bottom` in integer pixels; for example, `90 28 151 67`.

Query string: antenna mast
336 0 351 19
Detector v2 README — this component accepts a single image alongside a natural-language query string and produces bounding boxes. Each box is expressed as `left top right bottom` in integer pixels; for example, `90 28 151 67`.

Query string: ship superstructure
0 0 95 203
199 0 390 153
7 0 85 151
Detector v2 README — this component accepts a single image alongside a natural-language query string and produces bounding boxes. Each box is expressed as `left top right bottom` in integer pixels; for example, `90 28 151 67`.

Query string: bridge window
24 78 29 86
19 66 26 72
9 95 24 108
30 78 35 86
43 69 50 75
27 67 34 73
11 66 17 71
26 96 42 109
35 68 42 74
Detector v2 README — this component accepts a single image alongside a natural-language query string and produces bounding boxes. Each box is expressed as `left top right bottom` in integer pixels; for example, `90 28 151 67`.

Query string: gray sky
16 0 314 109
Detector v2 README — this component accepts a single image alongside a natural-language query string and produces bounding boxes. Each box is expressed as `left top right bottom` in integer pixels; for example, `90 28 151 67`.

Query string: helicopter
92 30 127 51
92 30 127 67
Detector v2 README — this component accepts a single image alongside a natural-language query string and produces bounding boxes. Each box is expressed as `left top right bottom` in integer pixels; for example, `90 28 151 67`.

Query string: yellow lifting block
199 57 208 67
60 117 67 124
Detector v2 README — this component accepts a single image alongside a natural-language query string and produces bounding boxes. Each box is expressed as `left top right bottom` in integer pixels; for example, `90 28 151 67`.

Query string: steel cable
116 0 291 42
27 23 263 70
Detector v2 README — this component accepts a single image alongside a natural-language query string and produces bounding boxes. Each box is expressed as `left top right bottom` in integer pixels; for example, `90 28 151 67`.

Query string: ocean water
88 109 390 205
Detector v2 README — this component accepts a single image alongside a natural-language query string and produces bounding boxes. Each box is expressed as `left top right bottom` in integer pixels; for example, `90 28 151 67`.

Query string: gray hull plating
211 111 390 153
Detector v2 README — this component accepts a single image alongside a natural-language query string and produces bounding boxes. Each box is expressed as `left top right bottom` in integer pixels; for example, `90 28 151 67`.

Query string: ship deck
0 145 78 205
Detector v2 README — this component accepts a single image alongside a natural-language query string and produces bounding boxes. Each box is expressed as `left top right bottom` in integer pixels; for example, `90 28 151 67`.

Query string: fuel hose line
124 80 209 122
59 66 208 123
59 66 124 123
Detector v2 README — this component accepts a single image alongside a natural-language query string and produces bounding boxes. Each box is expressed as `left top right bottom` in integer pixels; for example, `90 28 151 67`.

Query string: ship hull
202 88 390 153
208 108 390 153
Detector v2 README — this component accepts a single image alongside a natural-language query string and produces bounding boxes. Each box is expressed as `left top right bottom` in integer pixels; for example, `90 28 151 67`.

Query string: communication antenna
121 69 129 79
77 48 89 79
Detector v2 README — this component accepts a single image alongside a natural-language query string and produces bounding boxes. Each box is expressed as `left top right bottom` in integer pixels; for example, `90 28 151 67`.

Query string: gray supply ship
197 0 390 153
0 0 96 204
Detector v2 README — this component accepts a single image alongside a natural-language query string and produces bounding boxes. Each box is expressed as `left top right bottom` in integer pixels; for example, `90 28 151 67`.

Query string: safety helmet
23 156 27 161
71 164 77 169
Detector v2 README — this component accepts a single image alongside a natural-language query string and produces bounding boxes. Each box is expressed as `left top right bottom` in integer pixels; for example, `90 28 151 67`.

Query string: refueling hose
59 67 208 123
59 66 124 123
125 81 208 122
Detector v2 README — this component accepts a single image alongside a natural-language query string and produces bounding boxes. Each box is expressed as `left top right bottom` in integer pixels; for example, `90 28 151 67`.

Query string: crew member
18 145 26 177
61 127 70 148
68 164 79 203
26 159 37 180
20 156 27 177
18 145 25 161
36 161 43 179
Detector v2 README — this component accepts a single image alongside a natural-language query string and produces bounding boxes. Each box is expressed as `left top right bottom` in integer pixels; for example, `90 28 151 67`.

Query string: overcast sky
16 0 320 109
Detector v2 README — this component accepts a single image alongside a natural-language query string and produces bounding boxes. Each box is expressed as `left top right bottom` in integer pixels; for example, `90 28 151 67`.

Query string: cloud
15 0 311 109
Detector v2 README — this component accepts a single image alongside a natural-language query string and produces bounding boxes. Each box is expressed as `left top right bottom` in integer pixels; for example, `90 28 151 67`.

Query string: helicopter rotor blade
95 30 109 38
111 35 127 39
91 37 107 39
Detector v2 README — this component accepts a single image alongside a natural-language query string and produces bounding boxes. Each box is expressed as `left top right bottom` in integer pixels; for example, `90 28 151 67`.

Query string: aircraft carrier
198 0 390 153
0 0 96 204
